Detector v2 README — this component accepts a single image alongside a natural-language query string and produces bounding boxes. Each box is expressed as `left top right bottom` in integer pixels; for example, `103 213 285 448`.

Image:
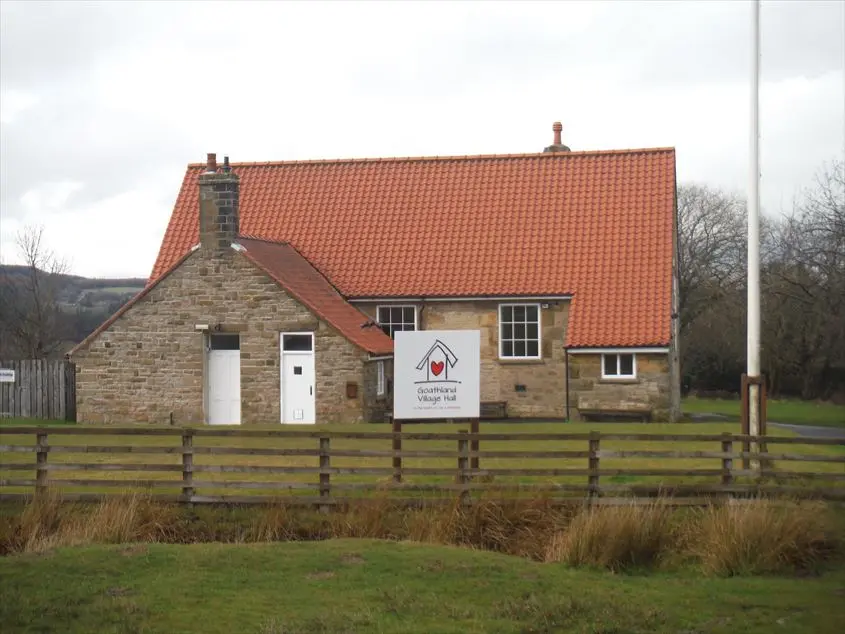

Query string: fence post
181 430 194 500
319 435 331 514
470 418 480 475
392 417 402 484
35 430 48 497
457 430 470 506
721 433 734 486
588 432 600 499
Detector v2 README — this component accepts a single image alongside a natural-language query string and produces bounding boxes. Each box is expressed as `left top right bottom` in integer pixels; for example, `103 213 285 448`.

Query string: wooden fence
0 360 76 421
1 427 843 507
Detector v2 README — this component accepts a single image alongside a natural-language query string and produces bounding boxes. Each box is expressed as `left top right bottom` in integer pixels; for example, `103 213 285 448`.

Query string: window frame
498 303 542 360
376 361 386 397
601 353 637 380
376 305 418 339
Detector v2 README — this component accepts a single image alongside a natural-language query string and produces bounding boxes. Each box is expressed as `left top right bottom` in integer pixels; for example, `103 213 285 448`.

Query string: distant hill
0 265 147 356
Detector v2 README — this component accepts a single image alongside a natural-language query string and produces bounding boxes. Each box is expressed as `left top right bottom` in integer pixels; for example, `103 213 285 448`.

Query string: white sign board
0 369 15 383
394 330 480 420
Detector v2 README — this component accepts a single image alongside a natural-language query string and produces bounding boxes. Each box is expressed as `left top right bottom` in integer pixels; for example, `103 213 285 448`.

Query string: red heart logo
431 361 444 376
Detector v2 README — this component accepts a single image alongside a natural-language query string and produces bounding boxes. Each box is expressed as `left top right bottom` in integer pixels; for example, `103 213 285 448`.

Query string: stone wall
355 301 569 418
73 248 372 424
569 353 671 421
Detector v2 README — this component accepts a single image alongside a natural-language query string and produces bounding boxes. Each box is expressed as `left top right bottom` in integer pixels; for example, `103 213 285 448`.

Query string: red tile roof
152 149 676 347
236 237 393 355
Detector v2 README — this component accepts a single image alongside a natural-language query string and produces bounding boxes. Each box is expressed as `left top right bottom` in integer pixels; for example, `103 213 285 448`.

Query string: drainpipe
564 347 571 421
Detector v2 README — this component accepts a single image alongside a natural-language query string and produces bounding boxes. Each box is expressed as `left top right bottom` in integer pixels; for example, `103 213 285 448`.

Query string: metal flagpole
747 0 762 453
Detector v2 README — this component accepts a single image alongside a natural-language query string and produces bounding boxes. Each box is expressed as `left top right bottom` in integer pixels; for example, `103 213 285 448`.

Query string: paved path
688 412 845 439
769 423 845 439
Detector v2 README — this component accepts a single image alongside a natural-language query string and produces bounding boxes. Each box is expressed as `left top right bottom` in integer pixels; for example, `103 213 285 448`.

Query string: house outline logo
414 339 461 384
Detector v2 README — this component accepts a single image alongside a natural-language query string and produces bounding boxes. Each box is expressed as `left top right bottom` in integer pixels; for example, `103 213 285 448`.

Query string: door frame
279 331 316 424
205 333 242 425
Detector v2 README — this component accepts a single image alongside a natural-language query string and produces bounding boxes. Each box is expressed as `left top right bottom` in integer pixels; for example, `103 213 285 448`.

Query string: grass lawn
683 397 845 428
0 417 75 427
1 539 844 633
1 422 843 498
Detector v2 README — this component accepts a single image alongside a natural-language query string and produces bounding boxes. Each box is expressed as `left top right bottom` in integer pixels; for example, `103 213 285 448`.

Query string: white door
207 335 241 425
281 333 316 424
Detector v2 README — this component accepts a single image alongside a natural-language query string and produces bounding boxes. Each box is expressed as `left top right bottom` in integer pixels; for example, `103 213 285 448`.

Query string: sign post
393 330 481 420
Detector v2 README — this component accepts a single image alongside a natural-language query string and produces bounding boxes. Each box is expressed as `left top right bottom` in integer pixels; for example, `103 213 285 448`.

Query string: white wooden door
207 349 241 425
281 352 315 424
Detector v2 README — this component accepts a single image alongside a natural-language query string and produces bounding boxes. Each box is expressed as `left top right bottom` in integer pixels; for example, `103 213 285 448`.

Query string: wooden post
35 431 48 497
740 374 750 469
181 430 194 500
457 430 470 506
588 432 600 498
721 433 734 486
470 418 479 474
392 416 402 484
319 435 331 514
759 380 768 459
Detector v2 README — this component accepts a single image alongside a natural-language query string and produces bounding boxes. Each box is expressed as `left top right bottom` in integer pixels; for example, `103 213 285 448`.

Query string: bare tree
676 184 746 334
0 225 70 358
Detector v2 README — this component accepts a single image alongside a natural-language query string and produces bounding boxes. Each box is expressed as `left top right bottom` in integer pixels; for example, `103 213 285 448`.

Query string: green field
2 422 843 499
683 397 845 428
2 539 843 633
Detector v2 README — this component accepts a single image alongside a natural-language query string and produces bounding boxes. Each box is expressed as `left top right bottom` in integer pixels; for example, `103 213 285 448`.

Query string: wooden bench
480 401 508 420
578 402 652 422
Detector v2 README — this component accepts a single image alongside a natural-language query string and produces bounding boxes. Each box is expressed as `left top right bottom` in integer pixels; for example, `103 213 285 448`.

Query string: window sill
599 377 639 384
498 358 544 365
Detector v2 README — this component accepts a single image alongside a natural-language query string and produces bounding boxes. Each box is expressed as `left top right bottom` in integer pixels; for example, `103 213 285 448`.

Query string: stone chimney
543 121 571 153
198 153 239 251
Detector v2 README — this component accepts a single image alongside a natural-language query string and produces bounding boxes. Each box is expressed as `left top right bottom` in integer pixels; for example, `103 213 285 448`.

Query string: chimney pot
222 155 231 173
205 153 218 173
543 121 571 153
552 122 562 146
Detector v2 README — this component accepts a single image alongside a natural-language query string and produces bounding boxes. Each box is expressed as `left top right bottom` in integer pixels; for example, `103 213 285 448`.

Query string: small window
209 334 239 350
293 366 303 375
499 303 541 359
376 305 417 339
283 334 313 352
602 353 636 379
377 361 386 396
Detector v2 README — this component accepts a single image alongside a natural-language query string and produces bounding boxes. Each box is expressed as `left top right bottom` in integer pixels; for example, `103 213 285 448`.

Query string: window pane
526 305 538 321
620 354 634 376
501 306 513 322
514 341 526 357
502 324 513 339
403 307 415 324
604 354 618 375
210 334 239 350
527 341 539 357
513 305 526 321
514 323 525 339
283 334 313 351
502 341 514 357
380 325 391 337
526 323 538 340
377 307 388 323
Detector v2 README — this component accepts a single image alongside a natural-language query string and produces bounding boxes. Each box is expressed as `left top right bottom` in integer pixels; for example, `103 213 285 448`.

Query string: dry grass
686 499 841 576
544 500 675 571
1 494 842 576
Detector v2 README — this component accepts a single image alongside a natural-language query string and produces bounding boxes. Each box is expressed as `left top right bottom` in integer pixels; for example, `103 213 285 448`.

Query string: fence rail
0 360 76 421
1 426 843 507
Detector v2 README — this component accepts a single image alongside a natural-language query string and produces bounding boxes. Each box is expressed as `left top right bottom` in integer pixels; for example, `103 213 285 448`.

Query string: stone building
71 123 680 424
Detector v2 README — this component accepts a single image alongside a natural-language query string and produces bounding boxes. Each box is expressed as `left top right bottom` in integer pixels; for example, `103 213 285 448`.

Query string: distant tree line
679 159 844 402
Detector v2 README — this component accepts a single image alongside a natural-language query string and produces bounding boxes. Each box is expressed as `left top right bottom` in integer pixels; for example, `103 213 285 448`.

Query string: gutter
564 347 571 421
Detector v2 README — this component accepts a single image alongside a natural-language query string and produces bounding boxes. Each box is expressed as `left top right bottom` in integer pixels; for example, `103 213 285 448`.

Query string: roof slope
237 237 393 355
152 149 676 347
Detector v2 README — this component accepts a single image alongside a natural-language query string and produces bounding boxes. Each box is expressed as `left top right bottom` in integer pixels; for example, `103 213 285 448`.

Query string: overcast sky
1 0 843 279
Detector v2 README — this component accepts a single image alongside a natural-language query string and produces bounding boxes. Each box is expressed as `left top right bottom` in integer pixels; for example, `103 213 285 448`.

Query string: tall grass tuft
686 499 840 576
545 500 674 571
